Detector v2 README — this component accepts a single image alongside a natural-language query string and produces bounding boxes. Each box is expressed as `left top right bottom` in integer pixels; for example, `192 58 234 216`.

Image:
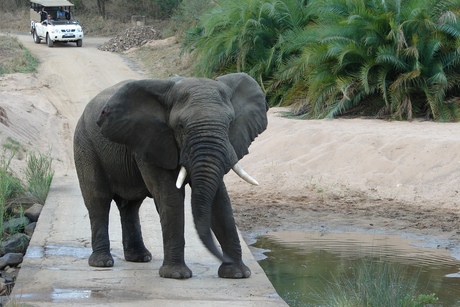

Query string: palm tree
184 0 460 120
183 0 313 90
282 0 460 120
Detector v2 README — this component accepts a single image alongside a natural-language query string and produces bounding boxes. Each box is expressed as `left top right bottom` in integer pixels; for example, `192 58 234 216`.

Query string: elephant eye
100 107 110 118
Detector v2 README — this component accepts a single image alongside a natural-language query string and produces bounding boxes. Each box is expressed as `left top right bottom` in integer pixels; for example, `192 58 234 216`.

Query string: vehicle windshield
52 19 79 25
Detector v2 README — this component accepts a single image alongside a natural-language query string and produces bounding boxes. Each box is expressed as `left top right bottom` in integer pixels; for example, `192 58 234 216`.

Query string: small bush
318 259 440 307
23 151 54 205
0 147 54 238
0 150 25 207
0 150 25 238
183 0 312 86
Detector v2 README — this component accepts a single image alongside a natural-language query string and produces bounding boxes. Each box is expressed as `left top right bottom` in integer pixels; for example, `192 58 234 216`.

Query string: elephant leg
75 140 115 267
141 166 192 279
114 197 152 263
86 196 113 267
211 183 251 278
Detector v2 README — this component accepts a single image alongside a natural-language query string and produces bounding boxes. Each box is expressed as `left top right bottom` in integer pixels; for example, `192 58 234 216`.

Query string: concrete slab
11 171 287 306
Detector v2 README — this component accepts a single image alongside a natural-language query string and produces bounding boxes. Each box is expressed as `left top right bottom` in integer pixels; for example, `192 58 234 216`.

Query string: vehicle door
36 20 48 37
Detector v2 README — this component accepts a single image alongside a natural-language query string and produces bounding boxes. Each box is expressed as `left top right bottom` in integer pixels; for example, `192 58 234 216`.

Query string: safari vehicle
30 0 83 47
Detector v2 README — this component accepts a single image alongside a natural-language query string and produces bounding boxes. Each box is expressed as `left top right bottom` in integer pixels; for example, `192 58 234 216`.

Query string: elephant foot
159 264 192 279
218 261 251 278
89 251 114 267
124 247 152 263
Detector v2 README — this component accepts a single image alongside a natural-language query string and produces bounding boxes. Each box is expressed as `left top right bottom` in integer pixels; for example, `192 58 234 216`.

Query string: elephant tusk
176 166 187 189
232 163 259 186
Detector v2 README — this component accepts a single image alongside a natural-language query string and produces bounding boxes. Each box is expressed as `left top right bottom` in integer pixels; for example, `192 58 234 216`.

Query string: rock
0 278 5 295
0 276 14 295
0 253 23 270
3 216 30 233
24 222 37 236
0 233 30 256
25 203 43 222
98 26 161 52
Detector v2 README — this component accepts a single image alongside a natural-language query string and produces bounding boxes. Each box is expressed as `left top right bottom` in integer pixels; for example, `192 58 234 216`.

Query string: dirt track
1 35 145 175
2 33 460 259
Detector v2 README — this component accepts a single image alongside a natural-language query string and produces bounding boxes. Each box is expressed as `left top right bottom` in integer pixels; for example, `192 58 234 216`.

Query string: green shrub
0 150 25 238
318 260 440 307
23 152 54 205
0 147 54 238
283 0 460 121
0 150 24 207
185 0 460 121
183 0 313 87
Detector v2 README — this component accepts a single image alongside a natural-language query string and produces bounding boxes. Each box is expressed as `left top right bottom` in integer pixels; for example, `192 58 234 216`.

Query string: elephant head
96 73 268 261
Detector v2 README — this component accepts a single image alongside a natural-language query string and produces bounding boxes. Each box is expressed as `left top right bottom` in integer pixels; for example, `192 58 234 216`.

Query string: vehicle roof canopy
30 0 74 7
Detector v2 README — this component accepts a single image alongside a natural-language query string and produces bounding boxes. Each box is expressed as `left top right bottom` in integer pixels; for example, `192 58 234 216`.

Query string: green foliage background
184 0 460 121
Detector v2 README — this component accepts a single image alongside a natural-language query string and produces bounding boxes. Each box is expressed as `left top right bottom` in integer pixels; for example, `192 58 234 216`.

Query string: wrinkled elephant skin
74 73 268 279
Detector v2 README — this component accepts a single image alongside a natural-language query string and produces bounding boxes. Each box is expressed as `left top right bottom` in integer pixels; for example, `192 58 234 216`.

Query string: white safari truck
30 0 83 47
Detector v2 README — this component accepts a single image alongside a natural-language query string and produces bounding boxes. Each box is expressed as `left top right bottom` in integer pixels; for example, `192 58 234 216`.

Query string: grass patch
0 146 54 239
0 149 24 238
23 151 54 205
318 260 440 307
0 35 39 75
2 138 26 161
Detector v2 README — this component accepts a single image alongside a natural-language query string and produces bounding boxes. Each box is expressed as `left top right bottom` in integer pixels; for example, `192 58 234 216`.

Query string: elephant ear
100 79 179 169
216 73 268 160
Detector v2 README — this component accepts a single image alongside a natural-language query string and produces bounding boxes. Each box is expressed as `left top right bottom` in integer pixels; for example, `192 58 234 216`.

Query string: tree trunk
96 0 106 19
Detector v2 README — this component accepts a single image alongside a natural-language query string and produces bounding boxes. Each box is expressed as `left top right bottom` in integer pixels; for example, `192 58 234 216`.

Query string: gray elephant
73 73 268 279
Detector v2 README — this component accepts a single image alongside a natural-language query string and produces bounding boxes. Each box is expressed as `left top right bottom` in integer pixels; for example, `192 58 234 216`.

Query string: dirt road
1 35 145 175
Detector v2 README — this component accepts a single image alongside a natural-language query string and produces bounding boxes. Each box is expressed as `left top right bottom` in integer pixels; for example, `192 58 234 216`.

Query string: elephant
73 73 268 279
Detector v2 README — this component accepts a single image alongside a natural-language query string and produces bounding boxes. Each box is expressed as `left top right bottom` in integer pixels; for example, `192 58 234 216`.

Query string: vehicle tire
47 34 54 47
76 39 82 47
33 30 41 44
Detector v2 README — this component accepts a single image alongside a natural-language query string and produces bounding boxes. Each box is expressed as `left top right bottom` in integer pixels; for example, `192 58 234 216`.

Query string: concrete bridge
11 172 288 306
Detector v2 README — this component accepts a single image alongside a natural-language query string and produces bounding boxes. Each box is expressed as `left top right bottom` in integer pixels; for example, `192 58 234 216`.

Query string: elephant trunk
185 131 235 262
191 173 224 261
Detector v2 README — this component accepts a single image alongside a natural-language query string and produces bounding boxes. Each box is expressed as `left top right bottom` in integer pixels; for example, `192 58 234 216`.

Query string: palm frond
184 0 460 120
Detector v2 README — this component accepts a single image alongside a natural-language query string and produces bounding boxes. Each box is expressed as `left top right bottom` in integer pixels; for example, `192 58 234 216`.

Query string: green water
253 231 460 306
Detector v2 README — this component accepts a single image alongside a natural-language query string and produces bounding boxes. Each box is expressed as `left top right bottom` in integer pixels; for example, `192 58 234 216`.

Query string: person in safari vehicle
56 7 69 20
39 6 47 21
43 14 52 25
